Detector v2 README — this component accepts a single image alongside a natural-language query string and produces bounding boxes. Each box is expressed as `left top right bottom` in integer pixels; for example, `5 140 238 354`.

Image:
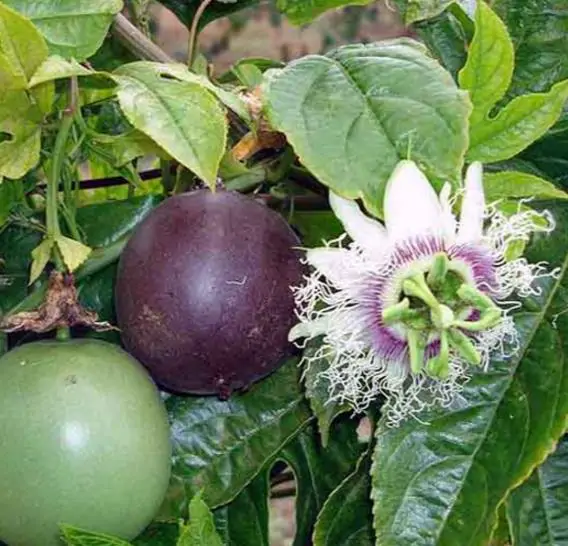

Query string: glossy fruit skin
115 189 305 395
0 339 172 546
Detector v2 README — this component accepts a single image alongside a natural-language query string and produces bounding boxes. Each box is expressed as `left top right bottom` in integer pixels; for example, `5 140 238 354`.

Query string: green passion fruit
0 339 171 546
115 189 305 396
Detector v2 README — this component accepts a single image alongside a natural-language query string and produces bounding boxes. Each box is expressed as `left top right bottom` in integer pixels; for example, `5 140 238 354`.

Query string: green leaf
0 2 47 86
55 235 93 273
484 171 568 202
143 62 251 124
291 211 343 248
303 339 351 447
178 492 223 546
520 112 568 189
371 201 568 546
413 6 470 81
459 2 568 163
3 0 123 60
493 0 568 99
467 80 568 163
60 525 132 546
84 130 165 170
213 472 269 546
458 1 513 125
162 358 311 514
275 0 373 25
313 451 374 546
0 90 43 179
114 63 227 188
29 238 53 285
264 39 470 217
394 0 455 25
280 419 364 546
28 55 95 87
507 435 568 546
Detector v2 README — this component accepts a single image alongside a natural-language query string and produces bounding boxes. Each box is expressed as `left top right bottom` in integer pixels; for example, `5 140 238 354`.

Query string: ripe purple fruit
115 189 305 396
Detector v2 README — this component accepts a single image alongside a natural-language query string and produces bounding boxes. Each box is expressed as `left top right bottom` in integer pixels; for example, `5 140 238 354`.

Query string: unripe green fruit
0 339 172 546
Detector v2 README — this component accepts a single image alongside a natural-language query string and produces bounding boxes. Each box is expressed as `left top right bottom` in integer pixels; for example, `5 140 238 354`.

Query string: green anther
457 283 496 311
455 307 502 332
426 331 450 379
427 252 449 288
448 328 481 366
402 273 439 309
382 298 410 325
407 329 425 375
431 304 455 330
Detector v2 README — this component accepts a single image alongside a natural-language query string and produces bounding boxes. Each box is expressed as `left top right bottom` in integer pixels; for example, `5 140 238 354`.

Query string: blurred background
149 1 407 72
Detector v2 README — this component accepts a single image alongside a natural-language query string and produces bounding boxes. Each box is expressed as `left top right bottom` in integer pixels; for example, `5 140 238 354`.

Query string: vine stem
46 115 74 240
187 0 215 68
112 13 173 62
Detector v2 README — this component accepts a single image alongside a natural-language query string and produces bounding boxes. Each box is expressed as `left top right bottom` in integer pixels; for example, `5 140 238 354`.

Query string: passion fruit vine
0 339 172 546
115 189 305 396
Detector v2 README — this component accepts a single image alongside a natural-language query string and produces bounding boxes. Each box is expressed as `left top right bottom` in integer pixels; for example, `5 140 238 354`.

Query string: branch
112 13 174 63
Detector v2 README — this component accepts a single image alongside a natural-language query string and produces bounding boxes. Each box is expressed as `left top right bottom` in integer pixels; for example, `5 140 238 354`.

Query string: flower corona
290 160 556 426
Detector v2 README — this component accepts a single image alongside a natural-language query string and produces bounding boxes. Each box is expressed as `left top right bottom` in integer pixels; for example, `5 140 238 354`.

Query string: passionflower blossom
289 160 557 426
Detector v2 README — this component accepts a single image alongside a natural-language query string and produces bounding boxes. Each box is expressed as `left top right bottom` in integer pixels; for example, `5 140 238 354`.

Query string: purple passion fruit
115 189 305 395
0 339 172 546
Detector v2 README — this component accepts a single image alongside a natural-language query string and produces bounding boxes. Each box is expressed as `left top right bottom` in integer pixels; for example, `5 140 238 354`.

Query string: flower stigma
289 160 557 427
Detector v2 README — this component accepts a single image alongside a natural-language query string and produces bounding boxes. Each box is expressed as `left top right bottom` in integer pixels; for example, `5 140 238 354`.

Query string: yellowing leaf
29 55 92 87
0 90 43 179
29 238 53 285
0 2 47 84
56 236 92 273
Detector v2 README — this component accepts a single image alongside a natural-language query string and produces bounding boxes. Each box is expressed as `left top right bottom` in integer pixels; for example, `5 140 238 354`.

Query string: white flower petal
384 160 444 243
288 317 328 342
306 247 354 286
329 192 387 252
440 183 457 245
457 162 485 244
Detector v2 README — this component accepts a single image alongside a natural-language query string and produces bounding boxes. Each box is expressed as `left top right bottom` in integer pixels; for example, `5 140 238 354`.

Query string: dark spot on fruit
65 375 78 386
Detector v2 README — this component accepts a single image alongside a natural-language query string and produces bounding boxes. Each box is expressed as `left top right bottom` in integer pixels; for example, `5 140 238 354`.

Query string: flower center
382 252 502 379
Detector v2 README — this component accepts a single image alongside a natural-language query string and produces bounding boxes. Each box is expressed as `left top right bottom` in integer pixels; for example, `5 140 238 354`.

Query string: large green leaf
264 39 470 217
275 0 373 25
507 435 568 545
493 0 568 99
371 201 568 546
313 450 374 546
114 62 227 188
279 419 364 546
162 358 311 513
3 0 123 60
213 472 270 546
459 2 568 163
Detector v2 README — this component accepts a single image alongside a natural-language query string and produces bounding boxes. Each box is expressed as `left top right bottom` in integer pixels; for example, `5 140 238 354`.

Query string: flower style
289 160 556 426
